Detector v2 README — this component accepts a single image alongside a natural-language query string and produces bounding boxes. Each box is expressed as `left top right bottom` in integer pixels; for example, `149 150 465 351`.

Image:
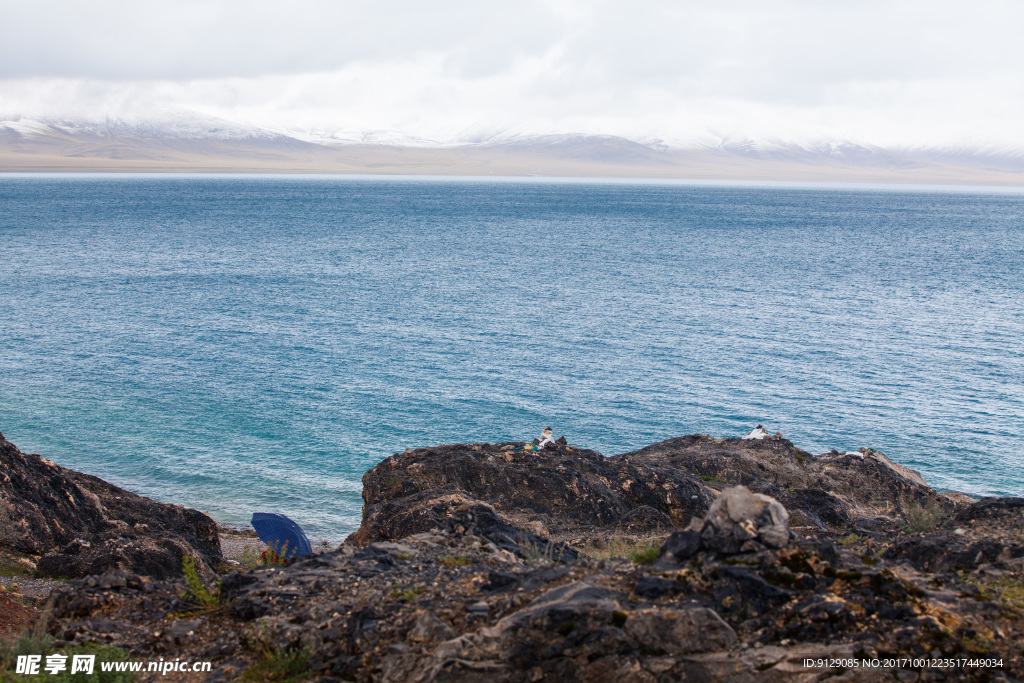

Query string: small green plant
697 474 726 484
242 649 309 682
581 532 662 564
903 497 949 533
0 634 136 682
240 542 292 571
837 533 861 547
961 574 1024 614
437 554 472 568
240 546 263 571
181 555 220 609
519 538 557 567
628 543 661 565
242 623 309 682
389 587 427 602
0 557 32 578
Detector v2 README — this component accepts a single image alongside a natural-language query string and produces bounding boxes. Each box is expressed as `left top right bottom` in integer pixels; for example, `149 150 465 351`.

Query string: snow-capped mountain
3 112 1024 183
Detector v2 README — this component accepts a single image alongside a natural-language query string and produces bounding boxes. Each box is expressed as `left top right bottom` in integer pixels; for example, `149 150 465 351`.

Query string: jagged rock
618 435 951 527
348 442 710 546
35 534 213 581
624 606 736 655
40 475 1024 682
662 529 701 560
806 450 935 519
957 496 1024 521
409 581 734 681
408 611 454 643
780 488 851 529
619 434 813 493
883 533 1024 573
700 486 790 554
0 432 220 579
348 436 965 569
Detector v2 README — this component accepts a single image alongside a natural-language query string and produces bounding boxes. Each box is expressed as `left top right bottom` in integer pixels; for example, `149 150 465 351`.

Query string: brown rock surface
12 432 1024 681
348 435 952 551
0 431 221 579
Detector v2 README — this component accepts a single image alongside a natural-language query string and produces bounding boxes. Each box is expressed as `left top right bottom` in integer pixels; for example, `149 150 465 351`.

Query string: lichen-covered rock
699 485 791 553
0 432 220 579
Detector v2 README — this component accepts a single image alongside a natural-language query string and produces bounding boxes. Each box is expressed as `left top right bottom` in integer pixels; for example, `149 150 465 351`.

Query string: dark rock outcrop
19 431 1024 681
347 441 711 547
42 494 1024 682
618 435 944 523
348 435 951 550
0 432 220 579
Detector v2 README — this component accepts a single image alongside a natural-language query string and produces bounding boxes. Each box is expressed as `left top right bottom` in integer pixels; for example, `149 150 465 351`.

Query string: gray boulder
700 485 790 554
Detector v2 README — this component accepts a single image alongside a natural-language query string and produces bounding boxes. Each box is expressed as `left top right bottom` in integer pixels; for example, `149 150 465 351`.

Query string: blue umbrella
250 512 313 559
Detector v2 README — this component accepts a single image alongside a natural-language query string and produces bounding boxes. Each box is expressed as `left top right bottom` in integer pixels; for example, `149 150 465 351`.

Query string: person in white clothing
538 427 555 449
744 424 769 440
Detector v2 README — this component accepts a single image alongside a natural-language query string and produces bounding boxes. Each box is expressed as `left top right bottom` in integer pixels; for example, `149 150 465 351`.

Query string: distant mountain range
3 116 1024 185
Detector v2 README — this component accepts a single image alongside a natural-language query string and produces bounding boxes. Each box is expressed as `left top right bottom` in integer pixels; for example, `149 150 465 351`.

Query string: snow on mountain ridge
3 113 1023 171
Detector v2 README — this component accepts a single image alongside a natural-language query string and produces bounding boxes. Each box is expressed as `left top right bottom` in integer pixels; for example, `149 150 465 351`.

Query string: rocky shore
2 430 1023 681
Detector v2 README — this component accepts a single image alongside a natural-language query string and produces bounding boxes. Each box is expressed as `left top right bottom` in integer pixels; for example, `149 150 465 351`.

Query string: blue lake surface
1 174 1022 541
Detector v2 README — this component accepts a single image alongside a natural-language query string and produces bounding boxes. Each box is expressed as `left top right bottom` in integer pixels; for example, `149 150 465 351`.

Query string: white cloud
2 0 1023 148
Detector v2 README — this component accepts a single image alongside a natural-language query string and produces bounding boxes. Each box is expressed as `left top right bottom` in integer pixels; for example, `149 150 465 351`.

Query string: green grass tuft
437 554 472 568
0 560 32 579
0 634 136 682
581 532 662 565
903 497 949 533
389 587 427 602
628 544 661 565
242 649 309 682
181 555 220 609
242 624 309 682
240 541 293 571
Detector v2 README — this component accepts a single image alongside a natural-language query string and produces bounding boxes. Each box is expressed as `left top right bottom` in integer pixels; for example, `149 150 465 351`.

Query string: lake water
1 174 1022 541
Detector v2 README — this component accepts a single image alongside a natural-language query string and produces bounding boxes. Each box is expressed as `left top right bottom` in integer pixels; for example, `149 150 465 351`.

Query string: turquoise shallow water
1 175 1022 541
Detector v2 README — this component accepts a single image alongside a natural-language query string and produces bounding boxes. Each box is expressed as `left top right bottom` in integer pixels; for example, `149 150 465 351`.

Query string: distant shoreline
3 131 1024 187
4 170 1024 193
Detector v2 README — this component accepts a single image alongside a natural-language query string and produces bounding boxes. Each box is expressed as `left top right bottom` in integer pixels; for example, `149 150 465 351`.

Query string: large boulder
700 485 791 553
0 432 221 579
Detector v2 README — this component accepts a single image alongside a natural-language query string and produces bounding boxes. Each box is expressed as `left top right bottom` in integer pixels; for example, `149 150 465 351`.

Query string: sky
1 0 1023 148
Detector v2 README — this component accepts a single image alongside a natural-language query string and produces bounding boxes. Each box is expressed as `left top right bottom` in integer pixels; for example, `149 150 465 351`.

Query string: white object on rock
744 425 769 440
700 485 791 553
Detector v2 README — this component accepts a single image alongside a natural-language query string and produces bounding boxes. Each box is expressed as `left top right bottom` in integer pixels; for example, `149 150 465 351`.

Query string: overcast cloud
2 0 1022 148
